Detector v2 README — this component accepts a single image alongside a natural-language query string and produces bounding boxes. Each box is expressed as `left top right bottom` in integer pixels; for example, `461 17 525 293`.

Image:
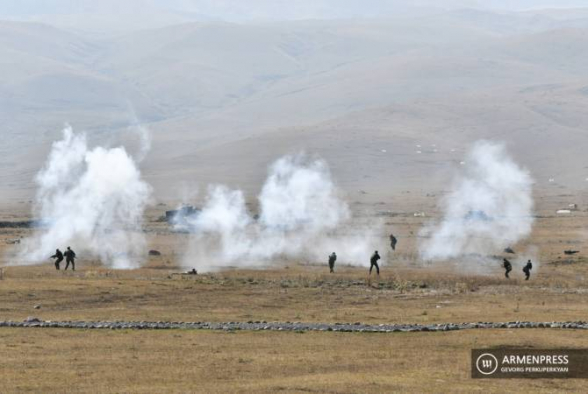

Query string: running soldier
390 234 398 251
502 258 512 279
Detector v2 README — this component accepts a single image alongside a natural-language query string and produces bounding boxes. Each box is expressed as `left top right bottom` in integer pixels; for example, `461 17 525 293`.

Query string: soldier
64 246 76 271
502 258 512 279
523 260 532 280
390 234 398 251
50 249 64 270
328 252 337 273
369 251 381 276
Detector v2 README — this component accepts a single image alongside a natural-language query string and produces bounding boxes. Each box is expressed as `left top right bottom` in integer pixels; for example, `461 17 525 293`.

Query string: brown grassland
1 329 587 393
0 206 587 393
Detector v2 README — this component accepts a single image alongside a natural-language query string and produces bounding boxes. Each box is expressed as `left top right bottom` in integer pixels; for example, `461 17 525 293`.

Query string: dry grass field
0 263 587 325
1 329 587 393
1 207 587 392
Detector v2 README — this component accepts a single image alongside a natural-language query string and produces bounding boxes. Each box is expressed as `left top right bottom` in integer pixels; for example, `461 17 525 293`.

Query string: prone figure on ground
64 246 76 271
502 258 512 279
523 260 532 280
328 252 337 273
390 233 397 251
50 249 64 270
369 250 381 276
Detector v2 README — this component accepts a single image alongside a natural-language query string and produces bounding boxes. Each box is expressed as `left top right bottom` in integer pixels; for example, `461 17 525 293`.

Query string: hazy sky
1 0 588 22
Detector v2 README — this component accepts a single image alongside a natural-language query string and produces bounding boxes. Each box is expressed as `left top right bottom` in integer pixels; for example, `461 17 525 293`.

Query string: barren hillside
1 8 588 207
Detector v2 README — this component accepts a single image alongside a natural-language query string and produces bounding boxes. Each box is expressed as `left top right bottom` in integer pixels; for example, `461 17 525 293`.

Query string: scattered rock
0 320 583 332
34 305 41 310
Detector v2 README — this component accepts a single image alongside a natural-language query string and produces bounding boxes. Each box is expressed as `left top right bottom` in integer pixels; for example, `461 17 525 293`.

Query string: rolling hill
1 8 588 209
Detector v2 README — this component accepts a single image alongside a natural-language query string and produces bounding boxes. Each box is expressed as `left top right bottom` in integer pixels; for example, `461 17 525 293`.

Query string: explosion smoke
419 141 534 263
126 103 151 163
180 154 384 271
17 126 152 269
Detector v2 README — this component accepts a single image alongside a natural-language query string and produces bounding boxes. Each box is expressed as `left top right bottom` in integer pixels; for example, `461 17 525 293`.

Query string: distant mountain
4 0 587 29
2 8 588 204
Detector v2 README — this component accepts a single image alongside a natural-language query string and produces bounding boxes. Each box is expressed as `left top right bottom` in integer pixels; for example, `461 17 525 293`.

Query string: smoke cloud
126 102 151 163
17 126 152 268
419 141 535 264
180 154 384 271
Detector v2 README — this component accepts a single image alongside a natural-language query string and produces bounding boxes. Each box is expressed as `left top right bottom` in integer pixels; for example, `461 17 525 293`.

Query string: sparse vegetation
0 329 586 393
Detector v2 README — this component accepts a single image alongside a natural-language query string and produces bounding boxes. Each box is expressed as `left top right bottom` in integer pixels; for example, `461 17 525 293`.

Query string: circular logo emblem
476 353 499 375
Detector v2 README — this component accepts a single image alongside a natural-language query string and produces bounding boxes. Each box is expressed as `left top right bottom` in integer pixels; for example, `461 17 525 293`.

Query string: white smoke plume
126 102 151 163
419 141 535 264
17 126 152 269
180 154 384 271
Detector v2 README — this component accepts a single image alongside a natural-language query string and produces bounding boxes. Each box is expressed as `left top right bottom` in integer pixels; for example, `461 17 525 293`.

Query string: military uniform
503 258 512 279
370 251 381 275
523 260 532 280
328 253 337 273
64 247 76 271
51 249 64 270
